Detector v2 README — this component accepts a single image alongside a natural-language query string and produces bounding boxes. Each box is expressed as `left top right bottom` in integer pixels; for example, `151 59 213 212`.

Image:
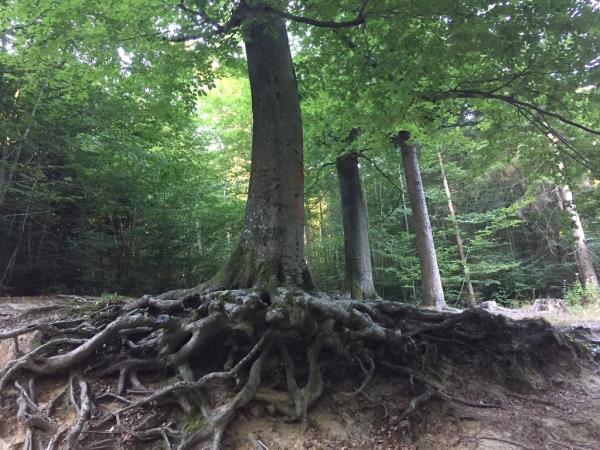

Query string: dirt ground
1 296 599 450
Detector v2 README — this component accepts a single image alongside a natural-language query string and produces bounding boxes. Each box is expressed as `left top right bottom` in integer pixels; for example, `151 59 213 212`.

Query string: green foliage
564 280 585 307
564 280 600 307
0 35 247 294
1 0 599 302
182 413 205 433
99 292 123 302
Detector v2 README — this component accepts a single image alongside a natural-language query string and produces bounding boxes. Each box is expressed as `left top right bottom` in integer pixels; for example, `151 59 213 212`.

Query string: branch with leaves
429 89 600 136
172 0 369 41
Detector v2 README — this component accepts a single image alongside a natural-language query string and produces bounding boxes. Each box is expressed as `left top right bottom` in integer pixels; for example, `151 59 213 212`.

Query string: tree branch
515 106 594 171
172 0 368 42
432 89 600 136
171 0 245 41
358 153 405 193
178 0 225 33
260 3 368 29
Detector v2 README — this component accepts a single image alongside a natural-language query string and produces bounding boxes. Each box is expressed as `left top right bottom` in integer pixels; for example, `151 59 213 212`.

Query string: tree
394 131 446 309
336 152 378 299
159 0 371 295
438 152 476 306
558 185 598 294
0 2 598 449
555 153 599 299
545 135 599 300
206 8 310 290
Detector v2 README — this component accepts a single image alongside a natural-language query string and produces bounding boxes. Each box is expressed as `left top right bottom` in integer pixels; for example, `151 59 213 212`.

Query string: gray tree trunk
438 152 476 307
395 133 446 309
212 8 311 290
336 152 378 300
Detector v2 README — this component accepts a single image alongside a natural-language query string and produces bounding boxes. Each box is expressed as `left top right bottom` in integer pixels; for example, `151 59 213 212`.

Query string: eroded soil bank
1 295 598 450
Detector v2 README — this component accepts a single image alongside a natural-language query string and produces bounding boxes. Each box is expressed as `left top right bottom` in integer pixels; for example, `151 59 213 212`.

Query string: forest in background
1 0 598 307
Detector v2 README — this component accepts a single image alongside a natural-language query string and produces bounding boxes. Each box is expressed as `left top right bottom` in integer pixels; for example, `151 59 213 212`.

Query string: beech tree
206 6 310 290
336 152 379 300
160 1 372 295
558 184 599 295
1 2 599 449
394 132 446 309
555 156 599 299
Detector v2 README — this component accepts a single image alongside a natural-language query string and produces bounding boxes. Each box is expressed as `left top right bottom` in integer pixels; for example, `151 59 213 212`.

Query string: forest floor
1 295 599 450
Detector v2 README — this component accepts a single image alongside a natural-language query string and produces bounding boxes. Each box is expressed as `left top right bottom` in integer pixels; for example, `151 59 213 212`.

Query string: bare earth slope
1 296 598 450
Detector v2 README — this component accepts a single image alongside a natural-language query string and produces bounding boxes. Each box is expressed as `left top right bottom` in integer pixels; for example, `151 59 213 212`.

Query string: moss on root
209 243 311 293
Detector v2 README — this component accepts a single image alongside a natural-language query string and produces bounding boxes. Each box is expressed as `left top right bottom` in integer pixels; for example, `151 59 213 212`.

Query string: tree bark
558 184 599 296
553 148 599 300
437 153 476 307
212 8 311 290
336 152 378 300
394 133 446 309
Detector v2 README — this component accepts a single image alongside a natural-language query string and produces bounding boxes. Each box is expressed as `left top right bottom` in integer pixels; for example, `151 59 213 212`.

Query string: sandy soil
1 296 599 450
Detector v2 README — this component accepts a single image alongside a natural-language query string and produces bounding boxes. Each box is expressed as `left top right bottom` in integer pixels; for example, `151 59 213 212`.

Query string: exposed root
476 436 535 450
46 428 69 450
0 288 593 449
277 337 324 425
15 380 55 433
340 351 375 397
13 378 54 450
67 379 92 449
397 390 436 421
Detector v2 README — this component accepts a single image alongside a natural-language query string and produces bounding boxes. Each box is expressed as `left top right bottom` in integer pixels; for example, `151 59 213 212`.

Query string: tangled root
0 288 590 449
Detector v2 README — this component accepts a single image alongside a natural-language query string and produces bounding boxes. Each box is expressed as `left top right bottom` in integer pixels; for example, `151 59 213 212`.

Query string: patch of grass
566 303 600 321
543 303 600 326
100 292 128 303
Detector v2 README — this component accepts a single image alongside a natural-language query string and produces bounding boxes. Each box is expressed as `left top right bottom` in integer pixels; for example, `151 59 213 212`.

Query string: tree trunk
394 133 446 309
212 9 311 290
336 152 378 300
553 148 599 300
399 176 417 299
438 153 476 307
558 185 599 296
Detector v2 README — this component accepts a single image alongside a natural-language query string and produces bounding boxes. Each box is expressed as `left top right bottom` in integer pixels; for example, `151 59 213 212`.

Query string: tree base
157 245 314 301
0 289 594 449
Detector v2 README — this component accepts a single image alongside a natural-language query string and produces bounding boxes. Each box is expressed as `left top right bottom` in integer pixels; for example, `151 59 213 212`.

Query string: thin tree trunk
437 152 476 307
558 184 599 296
35 211 51 266
399 176 416 299
212 7 311 289
0 82 46 208
395 132 446 309
318 197 324 242
336 153 378 300
0 178 38 287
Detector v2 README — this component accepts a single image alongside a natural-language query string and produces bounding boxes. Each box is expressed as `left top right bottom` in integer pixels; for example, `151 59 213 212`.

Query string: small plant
100 292 125 303
491 289 516 307
182 413 205 433
563 280 599 306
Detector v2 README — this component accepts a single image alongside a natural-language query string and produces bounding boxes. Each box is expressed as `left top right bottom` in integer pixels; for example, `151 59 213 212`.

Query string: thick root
0 288 592 449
